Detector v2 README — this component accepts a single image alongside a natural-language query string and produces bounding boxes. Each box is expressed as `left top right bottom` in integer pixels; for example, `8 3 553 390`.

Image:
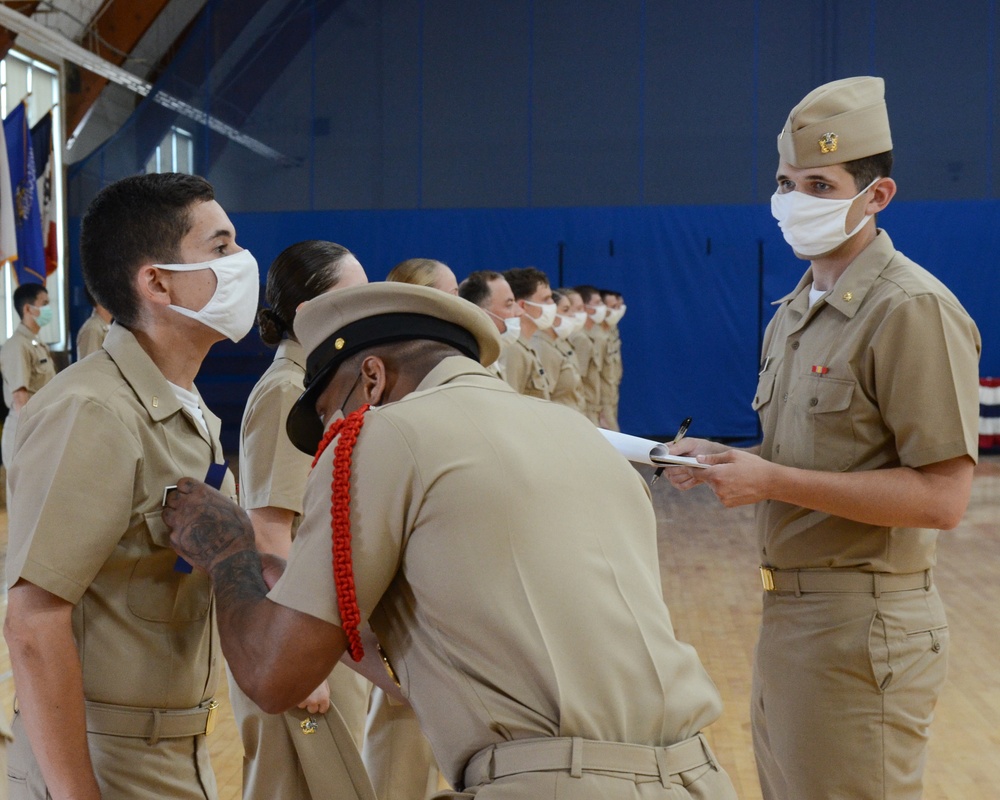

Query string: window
146 125 195 174
0 49 65 348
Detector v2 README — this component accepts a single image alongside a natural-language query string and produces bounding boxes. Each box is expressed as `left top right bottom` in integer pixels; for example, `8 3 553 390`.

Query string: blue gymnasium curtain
3 102 45 285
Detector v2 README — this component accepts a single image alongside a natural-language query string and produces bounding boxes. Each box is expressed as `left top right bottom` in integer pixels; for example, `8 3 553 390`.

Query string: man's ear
136 265 172 307
867 177 897 214
359 355 388 406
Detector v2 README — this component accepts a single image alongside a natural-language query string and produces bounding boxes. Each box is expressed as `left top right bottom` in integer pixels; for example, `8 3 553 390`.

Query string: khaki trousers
364 688 441 800
752 584 948 800
8 709 217 800
228 663 373 800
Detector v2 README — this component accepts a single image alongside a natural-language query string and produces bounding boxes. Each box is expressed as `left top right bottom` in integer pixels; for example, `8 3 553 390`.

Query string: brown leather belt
760 567 931 597
463 733 718 789
85 699 219 744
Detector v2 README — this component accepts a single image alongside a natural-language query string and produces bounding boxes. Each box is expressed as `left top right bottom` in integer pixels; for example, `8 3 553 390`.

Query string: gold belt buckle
204 700 220 736
760 566 775 592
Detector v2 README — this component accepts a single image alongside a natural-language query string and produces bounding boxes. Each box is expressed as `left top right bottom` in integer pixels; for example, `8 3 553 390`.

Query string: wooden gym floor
0 460 998 799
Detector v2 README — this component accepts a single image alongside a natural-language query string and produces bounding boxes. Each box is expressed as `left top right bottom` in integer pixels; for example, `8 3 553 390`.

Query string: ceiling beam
66 0 175 135
0 1 40 62
0 3 288 163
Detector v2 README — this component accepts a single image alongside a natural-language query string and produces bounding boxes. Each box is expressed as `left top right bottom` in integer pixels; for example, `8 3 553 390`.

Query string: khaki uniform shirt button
791 341 799 350
809 397 818 407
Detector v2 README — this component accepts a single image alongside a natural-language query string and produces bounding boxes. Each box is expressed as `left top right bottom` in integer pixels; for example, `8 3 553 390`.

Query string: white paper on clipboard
598 429 710 469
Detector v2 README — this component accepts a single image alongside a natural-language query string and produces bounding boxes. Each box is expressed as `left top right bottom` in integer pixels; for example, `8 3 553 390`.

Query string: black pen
650 417 693 485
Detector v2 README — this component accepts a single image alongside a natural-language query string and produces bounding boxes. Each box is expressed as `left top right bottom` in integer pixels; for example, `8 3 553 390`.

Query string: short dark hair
80 173 215 328
843 151 893 192
574 284 600 304
458 270 503 308
258 240 353 347
13 283 46 319
503 267 549 301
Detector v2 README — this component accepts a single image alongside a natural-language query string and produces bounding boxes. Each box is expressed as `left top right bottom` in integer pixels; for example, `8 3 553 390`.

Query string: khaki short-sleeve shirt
76 311 110 360
581 325 607 410
498 336 550 399
270 356 723 788
6 324 232 709
1 323 56 405
239 339 310 514
532 332 584 411
754 231 981 572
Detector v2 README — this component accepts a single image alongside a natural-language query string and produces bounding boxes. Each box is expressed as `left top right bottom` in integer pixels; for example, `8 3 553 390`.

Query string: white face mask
770 180 877 258
587 304 608 324
524 300 557 331
554 313 579 339
606 305 626 325
501 315 521 341
156 249 260 342
573 311 587 324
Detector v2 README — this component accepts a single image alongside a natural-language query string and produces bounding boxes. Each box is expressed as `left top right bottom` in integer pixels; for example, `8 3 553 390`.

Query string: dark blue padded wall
66 0 1000 447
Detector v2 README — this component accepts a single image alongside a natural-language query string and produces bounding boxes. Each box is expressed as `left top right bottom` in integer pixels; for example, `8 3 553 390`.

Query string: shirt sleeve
2 337 33 394
268 410 417 627
500 343 530 393
239 377 311 513
6 395 140 603
872 293 981 467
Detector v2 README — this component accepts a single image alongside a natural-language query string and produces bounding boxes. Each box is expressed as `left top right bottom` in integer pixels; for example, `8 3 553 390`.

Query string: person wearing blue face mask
0 282 56 477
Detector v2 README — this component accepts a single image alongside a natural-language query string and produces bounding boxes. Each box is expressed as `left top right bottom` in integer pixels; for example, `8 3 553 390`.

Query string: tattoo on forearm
212 549 269 611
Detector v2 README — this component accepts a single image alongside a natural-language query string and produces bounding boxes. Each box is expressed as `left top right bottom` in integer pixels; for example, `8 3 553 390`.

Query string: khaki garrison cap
286 281 502 453
777 76 892 168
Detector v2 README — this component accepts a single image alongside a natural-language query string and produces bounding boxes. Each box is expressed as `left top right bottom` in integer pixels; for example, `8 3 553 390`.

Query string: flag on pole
3 102 46 285
0 109 16 271
31 111 57 278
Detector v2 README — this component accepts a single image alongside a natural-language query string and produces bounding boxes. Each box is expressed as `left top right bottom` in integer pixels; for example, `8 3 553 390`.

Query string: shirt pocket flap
752 371 776 411
805 377 855 414
143 509 172 549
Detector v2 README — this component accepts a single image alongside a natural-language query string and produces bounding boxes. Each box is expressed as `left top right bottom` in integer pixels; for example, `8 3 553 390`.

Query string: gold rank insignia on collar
819 132 838 153
842 291 853 302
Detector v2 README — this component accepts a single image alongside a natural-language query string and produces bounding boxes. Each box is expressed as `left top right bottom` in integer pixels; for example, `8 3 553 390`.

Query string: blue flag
3 102 45 284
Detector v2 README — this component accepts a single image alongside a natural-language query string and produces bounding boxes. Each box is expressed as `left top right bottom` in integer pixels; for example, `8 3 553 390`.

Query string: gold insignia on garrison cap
819 132 838 153
334 337 345 350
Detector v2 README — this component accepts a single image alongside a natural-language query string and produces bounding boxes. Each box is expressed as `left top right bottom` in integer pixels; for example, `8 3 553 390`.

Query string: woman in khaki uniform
531 289 584 412
235 240 374 800
164 283 739 800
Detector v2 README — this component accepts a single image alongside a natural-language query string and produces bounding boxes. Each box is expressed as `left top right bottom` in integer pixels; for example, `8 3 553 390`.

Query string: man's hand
692 449 777 507
163 477 256 573
297 680 331 715
663 437 729 491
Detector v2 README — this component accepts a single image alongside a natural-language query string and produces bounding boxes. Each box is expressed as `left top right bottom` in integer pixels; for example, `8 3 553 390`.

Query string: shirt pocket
126 510 212 623
752 370 776 412
794 376 856 471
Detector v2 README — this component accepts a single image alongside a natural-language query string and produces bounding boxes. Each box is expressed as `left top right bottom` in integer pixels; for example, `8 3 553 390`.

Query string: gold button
334 337 345 350
842 291 853 302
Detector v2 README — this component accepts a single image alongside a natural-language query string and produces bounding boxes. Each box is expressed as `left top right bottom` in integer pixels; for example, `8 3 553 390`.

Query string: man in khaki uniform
459 270 522 383
0 282 56 472
75 289 112 359
599 289 625 430
667 78 980 800
3 173 258 799
500 267 551 399
574 285 608 424
163 282 738 800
